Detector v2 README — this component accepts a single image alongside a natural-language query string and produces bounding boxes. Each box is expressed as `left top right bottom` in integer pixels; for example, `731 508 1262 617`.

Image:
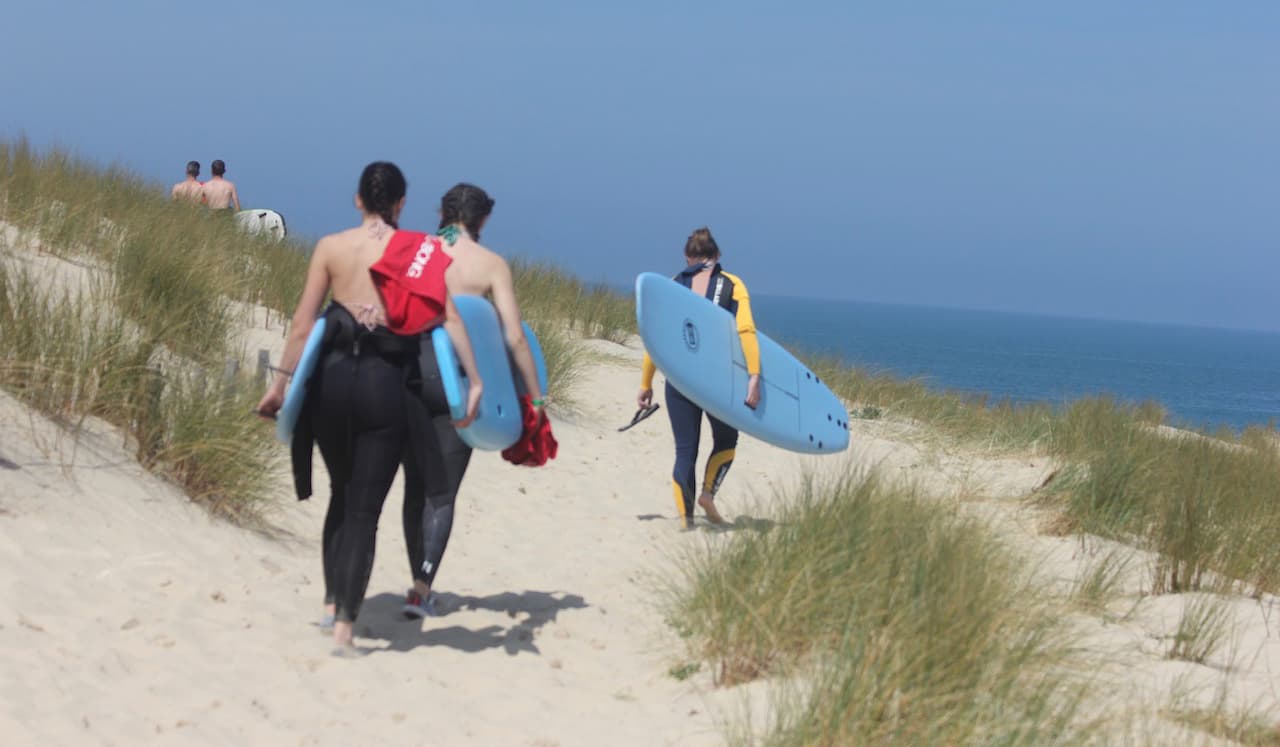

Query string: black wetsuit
296 304 441 624
401 342 473 588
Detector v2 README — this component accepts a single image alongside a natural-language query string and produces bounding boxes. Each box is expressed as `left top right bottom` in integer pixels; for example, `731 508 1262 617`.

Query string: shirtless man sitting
203 159 241 211
170 161 203 203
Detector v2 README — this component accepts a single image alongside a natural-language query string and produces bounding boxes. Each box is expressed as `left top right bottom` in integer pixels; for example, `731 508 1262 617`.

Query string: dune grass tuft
1070 547 1133 615
809 341 1280 599
511 259 634 344
1166 594 1235 665
669 470 1093 745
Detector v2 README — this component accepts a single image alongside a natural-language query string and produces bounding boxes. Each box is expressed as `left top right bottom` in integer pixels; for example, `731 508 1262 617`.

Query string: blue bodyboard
426 296 549 450
276 318 327 444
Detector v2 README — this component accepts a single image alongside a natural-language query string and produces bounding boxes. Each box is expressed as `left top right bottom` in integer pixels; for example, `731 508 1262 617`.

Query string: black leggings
666 381 738 520
402 343 473 588
312 348 412 624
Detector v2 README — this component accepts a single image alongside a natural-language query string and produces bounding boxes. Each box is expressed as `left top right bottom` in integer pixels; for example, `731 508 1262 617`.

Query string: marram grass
814 347 1280 598
0 247 277 520
669 470 1094 745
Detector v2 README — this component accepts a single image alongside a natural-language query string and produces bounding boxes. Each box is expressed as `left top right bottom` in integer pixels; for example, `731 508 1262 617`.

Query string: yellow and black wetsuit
641 263 760 527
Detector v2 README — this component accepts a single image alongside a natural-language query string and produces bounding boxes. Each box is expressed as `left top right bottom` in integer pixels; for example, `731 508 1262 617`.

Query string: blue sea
750 295 1280 433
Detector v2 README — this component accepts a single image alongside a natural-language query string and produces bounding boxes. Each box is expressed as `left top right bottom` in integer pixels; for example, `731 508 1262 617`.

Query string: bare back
440 235 507 297
316 224 398 324
203 177 238 210
171 180 203 203
690 267 713 297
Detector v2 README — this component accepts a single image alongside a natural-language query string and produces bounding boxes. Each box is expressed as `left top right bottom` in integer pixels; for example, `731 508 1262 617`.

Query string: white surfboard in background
234 209 287 241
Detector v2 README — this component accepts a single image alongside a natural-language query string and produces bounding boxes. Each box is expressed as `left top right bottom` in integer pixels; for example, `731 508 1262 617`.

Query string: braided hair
438 183 495 239
358 161 407 229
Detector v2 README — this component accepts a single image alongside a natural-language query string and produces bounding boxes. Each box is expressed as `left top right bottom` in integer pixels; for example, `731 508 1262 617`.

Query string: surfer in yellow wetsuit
637 227 761 529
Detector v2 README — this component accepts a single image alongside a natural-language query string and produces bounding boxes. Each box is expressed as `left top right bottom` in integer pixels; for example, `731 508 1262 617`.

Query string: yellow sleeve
641 352 656 389
731 279 761 376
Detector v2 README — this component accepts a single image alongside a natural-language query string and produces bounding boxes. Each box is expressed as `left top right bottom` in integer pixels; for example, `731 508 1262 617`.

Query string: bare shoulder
475 243 510 275
327 226 366 244
312 230 348 258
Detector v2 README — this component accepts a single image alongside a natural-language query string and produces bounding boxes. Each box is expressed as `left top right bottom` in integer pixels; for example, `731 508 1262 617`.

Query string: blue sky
3 1 1277 330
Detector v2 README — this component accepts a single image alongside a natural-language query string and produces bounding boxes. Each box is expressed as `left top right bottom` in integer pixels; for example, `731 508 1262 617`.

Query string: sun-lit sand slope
0 304 814 746
2 249 1278 744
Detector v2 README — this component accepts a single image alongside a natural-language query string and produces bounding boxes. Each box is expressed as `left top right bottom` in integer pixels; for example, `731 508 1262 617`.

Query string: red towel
369 230 453 334
502 395 559 467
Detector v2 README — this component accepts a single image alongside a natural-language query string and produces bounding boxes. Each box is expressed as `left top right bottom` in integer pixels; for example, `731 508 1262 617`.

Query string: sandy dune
2 273 1278 745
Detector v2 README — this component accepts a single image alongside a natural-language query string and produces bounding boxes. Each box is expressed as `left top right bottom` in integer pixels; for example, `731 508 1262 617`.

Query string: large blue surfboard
276 317 327 444
635 272 848 454
427 296 549 451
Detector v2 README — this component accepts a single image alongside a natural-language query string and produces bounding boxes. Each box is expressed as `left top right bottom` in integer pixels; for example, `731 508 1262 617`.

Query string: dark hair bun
684 227 720 260
438 183 494 239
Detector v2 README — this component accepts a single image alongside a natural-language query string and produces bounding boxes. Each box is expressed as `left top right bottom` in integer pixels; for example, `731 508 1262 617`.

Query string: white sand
0 300 811 745
2 244 1278 745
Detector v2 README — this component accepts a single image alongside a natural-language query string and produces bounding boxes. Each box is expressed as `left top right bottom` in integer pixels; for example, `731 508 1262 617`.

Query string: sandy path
0 328 820 746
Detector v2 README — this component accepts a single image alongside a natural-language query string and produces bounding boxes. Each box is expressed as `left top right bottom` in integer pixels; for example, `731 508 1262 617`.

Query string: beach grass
537 324 585 409
1039 413 1280 597
811 348 1280 598
1165 594 1235 665
0 245 278 520
0 140 289 519
668 470 1093 745
1069 547 1133 615
1168 705 1280 747
511 259 634 344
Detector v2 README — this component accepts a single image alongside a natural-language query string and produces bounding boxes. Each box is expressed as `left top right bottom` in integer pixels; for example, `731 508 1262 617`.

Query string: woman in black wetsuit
400 183 547 618
256 162 482 651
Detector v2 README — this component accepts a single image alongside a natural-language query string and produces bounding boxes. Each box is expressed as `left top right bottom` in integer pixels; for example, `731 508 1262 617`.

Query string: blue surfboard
635 272 848 454
276 318 327 444
427 296 549 451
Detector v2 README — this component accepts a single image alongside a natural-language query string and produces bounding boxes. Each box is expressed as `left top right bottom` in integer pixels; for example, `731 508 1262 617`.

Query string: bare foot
330 643 366 659
333 620 354 648
698 494 729 525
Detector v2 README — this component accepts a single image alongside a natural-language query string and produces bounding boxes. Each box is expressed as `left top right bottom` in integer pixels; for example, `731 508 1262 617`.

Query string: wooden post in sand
222 358 239 400
137 367 165 465
257 350 270 385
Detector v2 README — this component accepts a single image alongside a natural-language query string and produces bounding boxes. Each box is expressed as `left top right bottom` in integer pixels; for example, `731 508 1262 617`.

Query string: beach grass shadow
724 515 777 534
636 513 777 534
361 589 588 656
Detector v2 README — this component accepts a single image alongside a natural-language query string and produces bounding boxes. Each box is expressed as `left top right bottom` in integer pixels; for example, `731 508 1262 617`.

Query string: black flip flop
618 404 660 432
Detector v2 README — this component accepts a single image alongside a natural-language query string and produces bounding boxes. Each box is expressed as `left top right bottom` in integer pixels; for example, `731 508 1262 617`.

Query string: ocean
750 295 1280 432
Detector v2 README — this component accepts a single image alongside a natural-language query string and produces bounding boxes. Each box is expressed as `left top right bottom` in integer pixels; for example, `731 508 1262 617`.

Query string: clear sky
3 1 1277 330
